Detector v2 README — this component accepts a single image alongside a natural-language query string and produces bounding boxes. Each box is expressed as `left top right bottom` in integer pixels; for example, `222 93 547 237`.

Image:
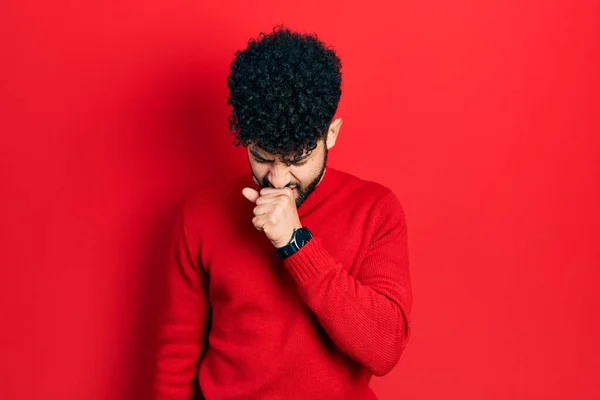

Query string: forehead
249 142 318 159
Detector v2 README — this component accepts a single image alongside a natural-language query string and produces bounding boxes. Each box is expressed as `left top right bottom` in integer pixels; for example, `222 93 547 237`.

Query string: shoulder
331 168 407 229
332 167 403 206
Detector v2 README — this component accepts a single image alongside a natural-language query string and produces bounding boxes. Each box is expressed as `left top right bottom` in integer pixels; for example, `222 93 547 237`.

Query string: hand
242 187 302 248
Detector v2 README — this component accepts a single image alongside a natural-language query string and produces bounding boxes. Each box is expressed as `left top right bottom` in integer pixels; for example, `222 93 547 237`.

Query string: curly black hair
227 25 342 162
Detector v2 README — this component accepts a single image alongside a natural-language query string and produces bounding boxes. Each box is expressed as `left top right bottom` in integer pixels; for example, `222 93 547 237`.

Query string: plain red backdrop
1 1 599 399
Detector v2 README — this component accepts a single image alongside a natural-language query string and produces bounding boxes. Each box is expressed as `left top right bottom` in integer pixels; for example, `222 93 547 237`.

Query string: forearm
283 236 411 376
154 311 206 399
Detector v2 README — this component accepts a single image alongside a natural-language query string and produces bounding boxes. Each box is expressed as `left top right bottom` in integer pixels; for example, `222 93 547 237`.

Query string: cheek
292 165 316 186
250 161 267 175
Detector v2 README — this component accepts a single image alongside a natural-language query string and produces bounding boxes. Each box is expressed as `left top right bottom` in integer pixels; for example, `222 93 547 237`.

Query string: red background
1 1 599 399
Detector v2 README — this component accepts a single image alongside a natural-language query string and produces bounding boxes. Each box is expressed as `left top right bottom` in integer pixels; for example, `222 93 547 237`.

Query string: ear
326 118 342 150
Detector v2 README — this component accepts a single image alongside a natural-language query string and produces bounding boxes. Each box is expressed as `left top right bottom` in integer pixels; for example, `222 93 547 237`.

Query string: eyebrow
250 149 311 163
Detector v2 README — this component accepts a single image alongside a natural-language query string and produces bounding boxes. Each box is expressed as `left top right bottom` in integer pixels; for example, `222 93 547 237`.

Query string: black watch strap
276 227 313 259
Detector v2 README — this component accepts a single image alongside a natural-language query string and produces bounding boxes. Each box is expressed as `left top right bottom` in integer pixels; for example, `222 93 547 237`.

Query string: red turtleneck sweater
153 167 412 400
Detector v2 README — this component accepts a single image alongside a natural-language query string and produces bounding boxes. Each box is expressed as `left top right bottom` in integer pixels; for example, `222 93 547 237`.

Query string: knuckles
251 189 297 236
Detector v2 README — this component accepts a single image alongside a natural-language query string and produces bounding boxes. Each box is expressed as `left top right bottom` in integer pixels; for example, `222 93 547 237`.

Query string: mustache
262 181 298 189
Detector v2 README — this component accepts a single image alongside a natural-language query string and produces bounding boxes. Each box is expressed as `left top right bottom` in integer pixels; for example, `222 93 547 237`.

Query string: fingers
259 187 294 198
245 187 293 234
256 192 292 207
255 195 279 205
253 202 284 217
242 187 260 203
245 187 293 205
251 215 265 231
252 214 276 231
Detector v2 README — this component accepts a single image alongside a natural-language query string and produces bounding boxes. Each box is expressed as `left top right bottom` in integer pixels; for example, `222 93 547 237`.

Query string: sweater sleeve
282 190 412 376
153 208 210 400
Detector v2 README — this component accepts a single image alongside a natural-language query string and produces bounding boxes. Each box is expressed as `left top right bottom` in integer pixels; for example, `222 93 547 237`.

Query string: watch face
277 228 312 259
295 228 313 246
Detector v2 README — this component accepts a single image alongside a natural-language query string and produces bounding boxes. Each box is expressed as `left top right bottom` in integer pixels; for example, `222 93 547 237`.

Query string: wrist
275 226 313 259
273 226 302 249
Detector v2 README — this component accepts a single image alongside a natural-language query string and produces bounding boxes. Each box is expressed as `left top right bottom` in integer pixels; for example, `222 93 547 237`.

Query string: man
153 26 412 400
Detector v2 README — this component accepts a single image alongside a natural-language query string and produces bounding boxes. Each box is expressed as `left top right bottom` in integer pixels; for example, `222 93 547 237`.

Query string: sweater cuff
282 236 337 287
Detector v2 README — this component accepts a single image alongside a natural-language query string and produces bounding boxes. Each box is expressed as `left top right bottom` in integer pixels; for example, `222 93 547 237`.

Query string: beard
252 145 328 209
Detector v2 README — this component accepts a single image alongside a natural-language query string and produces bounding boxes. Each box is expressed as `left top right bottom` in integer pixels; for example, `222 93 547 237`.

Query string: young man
153 26 412 400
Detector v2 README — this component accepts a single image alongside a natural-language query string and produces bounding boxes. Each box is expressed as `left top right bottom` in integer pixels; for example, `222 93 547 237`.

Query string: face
248 138 328 209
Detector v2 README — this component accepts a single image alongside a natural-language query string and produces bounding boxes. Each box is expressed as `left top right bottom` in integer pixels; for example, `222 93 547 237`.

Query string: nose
267 163 291 189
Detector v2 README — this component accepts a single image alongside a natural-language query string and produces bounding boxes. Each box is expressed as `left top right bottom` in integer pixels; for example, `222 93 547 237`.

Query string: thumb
242 187 260 203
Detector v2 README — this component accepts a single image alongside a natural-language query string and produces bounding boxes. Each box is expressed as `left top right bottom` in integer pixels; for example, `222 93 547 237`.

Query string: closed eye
254 157 308 167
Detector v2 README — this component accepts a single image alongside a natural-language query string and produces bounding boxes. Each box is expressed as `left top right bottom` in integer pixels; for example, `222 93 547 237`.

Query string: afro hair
227 25 342 162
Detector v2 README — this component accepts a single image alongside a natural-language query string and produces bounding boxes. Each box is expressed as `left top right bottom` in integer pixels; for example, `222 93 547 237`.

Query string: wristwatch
275 227 313 259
